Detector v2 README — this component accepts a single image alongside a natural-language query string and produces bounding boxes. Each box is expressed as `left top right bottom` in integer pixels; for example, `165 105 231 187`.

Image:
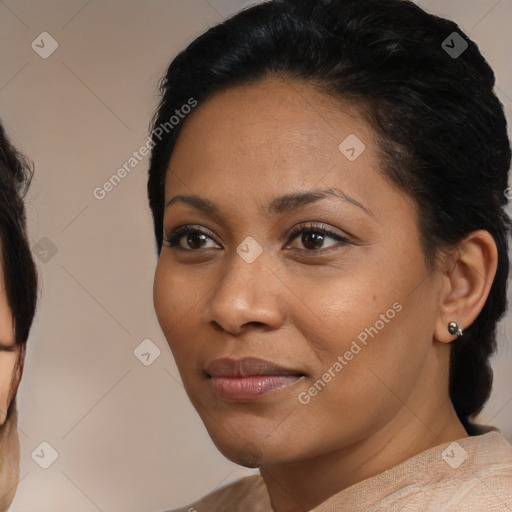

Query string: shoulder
449 431 512 509
316 431 512 511
407 431 512 511
165 475 270 512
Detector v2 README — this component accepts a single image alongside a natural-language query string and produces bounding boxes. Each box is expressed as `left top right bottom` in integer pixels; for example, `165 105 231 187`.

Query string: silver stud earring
448 321 464 338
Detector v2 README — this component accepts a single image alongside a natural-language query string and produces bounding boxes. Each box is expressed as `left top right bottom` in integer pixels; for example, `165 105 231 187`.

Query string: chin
225 441 266 467
207 426 299 468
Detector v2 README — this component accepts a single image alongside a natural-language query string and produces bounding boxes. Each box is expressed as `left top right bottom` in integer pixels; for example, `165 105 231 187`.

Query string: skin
153 76 497 512
0 250 23 512
0 258 18 427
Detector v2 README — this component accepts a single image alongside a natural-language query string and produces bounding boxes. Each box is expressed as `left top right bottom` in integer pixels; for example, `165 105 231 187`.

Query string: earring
448 321 464 338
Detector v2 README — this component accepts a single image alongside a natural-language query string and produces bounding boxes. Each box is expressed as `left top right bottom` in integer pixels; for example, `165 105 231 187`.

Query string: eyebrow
165 187 373 217
0 343 17 352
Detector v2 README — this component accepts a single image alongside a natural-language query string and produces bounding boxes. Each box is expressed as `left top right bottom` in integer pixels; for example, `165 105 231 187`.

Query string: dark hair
147 0 511 435
0 121 38 427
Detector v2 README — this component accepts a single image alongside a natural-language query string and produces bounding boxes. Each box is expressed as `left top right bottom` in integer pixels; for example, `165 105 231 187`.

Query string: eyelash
163 222 350 254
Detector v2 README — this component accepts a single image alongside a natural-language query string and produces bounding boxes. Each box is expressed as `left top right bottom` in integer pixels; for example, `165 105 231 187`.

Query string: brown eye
286 223 350 252
164 226 220 250
301 231 326 250
185 232 208 250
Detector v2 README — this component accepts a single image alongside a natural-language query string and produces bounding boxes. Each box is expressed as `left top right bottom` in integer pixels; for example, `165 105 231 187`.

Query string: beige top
168 431 512 511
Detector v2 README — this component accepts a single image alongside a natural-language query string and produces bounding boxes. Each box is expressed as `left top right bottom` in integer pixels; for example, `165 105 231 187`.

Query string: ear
434 230 498 344
0 280 18 426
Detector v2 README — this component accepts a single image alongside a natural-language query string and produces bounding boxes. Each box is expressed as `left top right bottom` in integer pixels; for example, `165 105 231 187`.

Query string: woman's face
153 77 447 467
0 258 18 426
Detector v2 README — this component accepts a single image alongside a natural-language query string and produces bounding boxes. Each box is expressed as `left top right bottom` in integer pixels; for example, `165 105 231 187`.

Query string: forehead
166 77 377 194
178 77 368 143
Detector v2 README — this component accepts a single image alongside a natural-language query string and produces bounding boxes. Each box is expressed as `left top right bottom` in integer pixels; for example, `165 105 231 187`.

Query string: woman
0 122 38 510
147 0 512 510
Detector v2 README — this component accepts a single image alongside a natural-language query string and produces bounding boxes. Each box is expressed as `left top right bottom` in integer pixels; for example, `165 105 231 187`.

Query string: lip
204 357 305 401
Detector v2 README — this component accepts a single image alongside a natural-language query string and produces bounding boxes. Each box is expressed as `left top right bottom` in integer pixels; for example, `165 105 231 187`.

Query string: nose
206 246 285 335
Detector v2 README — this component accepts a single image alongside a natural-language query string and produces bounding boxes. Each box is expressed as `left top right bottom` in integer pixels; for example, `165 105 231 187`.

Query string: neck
260 399 467 512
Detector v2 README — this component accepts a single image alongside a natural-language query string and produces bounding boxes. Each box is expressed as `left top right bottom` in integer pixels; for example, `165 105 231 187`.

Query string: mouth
204 357 306 401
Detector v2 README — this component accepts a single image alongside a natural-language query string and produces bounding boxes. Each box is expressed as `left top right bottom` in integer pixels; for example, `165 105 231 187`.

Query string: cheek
153 260 172 332
0 286 16 424
153 258 206 364
290 305 427 448
153 258 198 327
0 352 17 424
0 286 14 342
291 266 395 359
294 248 433 395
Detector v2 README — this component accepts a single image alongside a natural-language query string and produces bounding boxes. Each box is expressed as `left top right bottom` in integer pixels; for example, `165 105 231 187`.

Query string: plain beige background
0 0 511 510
